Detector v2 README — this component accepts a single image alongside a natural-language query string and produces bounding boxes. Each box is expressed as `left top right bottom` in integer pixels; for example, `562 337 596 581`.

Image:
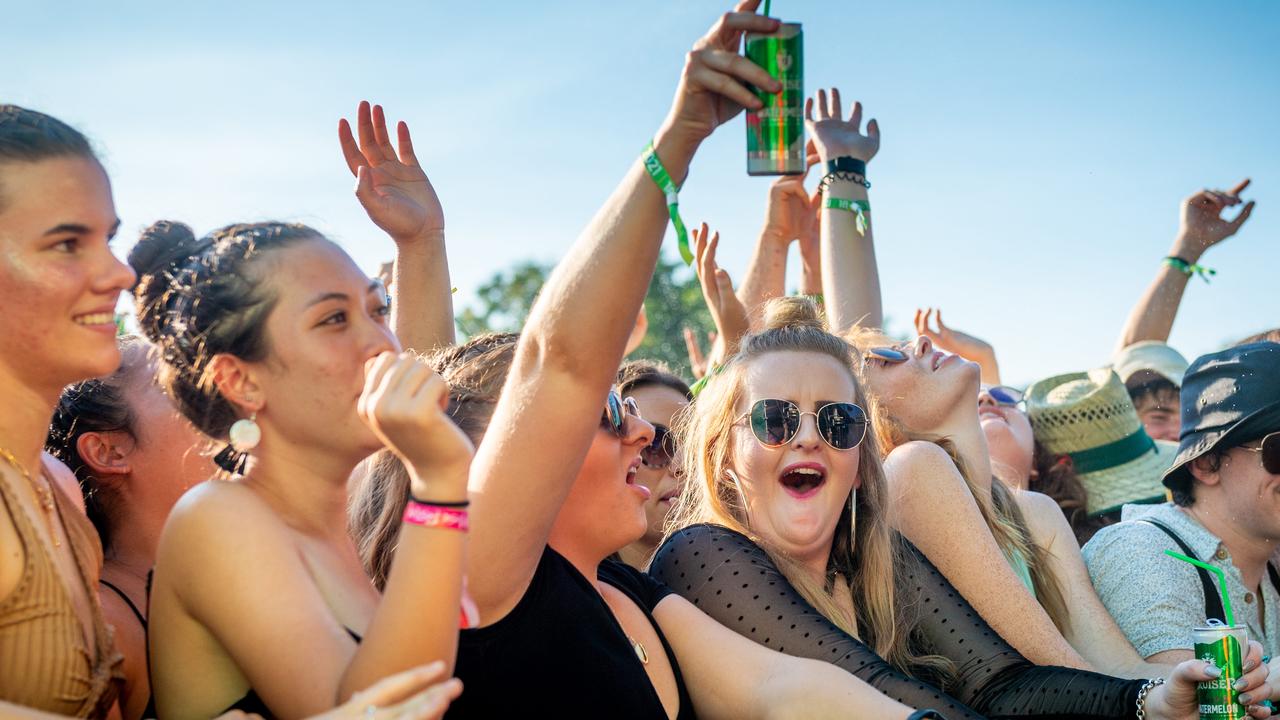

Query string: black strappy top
99 578 156 720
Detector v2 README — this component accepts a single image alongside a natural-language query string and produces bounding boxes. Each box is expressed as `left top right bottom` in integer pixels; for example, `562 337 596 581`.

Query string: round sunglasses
738 399 868 450
1239 431 1280 474
641 424 677 470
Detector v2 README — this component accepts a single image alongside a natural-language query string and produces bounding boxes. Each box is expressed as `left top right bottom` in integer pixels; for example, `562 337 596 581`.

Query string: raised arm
692 222 749 370
808 88 882 333
737 152 818 327
1115 180 1254 352
466 1 784 621
339 101 456 352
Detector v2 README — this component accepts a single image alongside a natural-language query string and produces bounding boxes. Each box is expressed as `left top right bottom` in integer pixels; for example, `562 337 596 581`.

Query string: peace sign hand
339 101 445 245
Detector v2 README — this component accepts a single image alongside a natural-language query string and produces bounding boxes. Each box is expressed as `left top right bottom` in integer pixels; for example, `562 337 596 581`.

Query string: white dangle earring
228 412 261 453
725 468 753 528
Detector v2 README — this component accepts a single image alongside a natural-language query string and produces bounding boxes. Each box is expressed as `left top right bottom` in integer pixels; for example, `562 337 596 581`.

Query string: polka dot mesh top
650 524 1144 719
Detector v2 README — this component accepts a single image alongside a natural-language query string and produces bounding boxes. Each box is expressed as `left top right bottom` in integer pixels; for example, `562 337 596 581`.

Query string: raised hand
339 101 444 244
804 88 880 164
661 0 782 151
625 304 649 356
358 352 474 497
762 147 819 243
694 223 749 362
1174 179 1256 260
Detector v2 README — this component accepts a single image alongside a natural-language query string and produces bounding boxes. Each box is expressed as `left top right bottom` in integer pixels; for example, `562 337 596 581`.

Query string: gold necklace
627 634 649 665
0 447 61 548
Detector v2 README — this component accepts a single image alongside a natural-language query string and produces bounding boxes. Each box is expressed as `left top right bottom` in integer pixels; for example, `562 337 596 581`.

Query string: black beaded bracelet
818 170 871 191
408 495 471 508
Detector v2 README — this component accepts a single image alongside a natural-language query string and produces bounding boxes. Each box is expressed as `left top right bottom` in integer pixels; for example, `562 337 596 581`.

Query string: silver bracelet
1135 677 1166 720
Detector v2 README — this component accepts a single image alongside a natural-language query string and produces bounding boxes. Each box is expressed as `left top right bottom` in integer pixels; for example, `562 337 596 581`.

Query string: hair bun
129 220 202 280
761 296 825 332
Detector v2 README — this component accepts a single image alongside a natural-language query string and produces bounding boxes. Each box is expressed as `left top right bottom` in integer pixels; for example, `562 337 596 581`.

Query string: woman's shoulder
156 479 290 579
884 440 959 476
651 523 772 576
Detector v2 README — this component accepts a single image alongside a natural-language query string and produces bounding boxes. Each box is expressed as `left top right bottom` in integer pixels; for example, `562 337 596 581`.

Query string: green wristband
642 141 693 265
824 197 871 236
1163 255 1216 283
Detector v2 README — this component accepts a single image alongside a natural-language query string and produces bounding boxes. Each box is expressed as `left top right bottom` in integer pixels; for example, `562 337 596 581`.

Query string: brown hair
848 327 1072 637
666 297 950 679
0 106 95 211
130 220 323 463
350 333 519 589
617 360 692 402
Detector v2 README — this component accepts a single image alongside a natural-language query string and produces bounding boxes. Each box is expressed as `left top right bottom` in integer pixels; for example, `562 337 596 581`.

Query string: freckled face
861 336 979 434
0 156 135 388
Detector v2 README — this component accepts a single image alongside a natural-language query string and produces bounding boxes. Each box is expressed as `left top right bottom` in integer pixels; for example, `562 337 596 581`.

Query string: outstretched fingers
371 104 399 163
396 121 420 167
338 118 368 177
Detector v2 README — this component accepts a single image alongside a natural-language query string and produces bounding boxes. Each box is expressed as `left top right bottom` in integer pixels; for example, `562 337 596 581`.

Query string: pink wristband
403 501 469 531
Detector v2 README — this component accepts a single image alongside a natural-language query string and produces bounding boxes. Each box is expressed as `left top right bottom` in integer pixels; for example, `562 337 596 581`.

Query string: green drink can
1193 621 1249 719
744 22 804 176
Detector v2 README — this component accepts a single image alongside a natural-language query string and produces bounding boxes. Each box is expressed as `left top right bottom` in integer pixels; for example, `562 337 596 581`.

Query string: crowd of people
1 1 1276 718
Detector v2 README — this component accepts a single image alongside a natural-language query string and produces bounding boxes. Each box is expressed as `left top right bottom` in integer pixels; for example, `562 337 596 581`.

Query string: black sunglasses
739 399 868 450
601 390 641 437
1240 431 1280 474
641 424 677 470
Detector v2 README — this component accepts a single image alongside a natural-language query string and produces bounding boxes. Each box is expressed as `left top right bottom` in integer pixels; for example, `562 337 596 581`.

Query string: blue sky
5 0 1277 384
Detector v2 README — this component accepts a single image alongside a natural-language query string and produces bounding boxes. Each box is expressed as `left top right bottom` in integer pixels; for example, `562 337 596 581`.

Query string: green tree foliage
456 253 714 379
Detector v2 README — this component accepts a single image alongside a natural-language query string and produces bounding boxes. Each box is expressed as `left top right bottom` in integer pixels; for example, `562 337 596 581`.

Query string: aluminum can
1193 621 1249 719
744 22 804 176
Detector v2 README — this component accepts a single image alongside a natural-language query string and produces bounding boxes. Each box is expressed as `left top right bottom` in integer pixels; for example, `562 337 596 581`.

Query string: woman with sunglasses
616 361 693 570
654 295 1272 719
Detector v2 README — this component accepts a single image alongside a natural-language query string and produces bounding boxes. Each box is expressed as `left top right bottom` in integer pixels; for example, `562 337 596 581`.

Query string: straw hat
1111 341 1189 387
1026 367 1176 516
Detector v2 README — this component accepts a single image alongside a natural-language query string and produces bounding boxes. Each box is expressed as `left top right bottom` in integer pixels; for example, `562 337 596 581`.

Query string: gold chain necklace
0 447 61 548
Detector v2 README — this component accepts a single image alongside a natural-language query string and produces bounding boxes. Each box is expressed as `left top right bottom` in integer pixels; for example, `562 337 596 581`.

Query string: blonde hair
666 297 950 678
846 326 1071 636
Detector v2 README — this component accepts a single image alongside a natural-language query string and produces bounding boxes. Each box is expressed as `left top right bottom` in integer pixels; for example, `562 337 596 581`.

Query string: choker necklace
0 448 60 548
627 634 649 665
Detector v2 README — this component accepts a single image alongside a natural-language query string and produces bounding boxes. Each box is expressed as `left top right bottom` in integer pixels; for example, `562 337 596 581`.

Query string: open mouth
978 406 1007 424
625 458 642 485
779 463 826 498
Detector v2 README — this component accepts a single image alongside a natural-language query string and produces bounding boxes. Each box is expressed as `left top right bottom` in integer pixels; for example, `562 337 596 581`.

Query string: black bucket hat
1164 341 1280 493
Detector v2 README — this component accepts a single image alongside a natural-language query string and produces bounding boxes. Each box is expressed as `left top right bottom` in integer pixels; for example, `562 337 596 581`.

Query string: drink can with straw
1193 620 1249 719
744 22 804 176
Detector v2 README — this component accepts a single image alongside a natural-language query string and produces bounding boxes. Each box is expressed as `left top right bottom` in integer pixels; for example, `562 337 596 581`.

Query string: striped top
0 460 123 717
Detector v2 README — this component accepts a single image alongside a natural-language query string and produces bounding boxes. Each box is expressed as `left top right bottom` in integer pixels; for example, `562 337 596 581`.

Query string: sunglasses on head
1239 431 1280 474
738 399 868 450
981 385 1025 407
863 345 909 368
641 424 677 470
601 390 641 438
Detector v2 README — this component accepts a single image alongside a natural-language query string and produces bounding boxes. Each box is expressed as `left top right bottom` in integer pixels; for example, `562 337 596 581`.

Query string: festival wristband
1163 255 1216 283
642 141 693 265
824 197 871 236
403 501 469 531
825 156 867 177
408 495 470 508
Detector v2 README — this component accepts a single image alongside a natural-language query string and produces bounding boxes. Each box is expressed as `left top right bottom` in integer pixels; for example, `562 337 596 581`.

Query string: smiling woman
0 105 134 717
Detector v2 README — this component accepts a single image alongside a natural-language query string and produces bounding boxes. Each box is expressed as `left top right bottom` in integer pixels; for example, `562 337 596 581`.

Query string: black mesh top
650 524 1144 720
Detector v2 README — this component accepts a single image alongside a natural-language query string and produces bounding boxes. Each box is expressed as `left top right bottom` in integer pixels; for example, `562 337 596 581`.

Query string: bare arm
1115 180 1254 352
1017 490 1170 679
737 155 817 327
339 101 456 353
652 594 914 720
884 441 1092 670
808 88 883 333
466 3 785 620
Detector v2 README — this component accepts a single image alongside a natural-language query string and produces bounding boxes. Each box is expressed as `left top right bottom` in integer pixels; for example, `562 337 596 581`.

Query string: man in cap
1083 342 1280 668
